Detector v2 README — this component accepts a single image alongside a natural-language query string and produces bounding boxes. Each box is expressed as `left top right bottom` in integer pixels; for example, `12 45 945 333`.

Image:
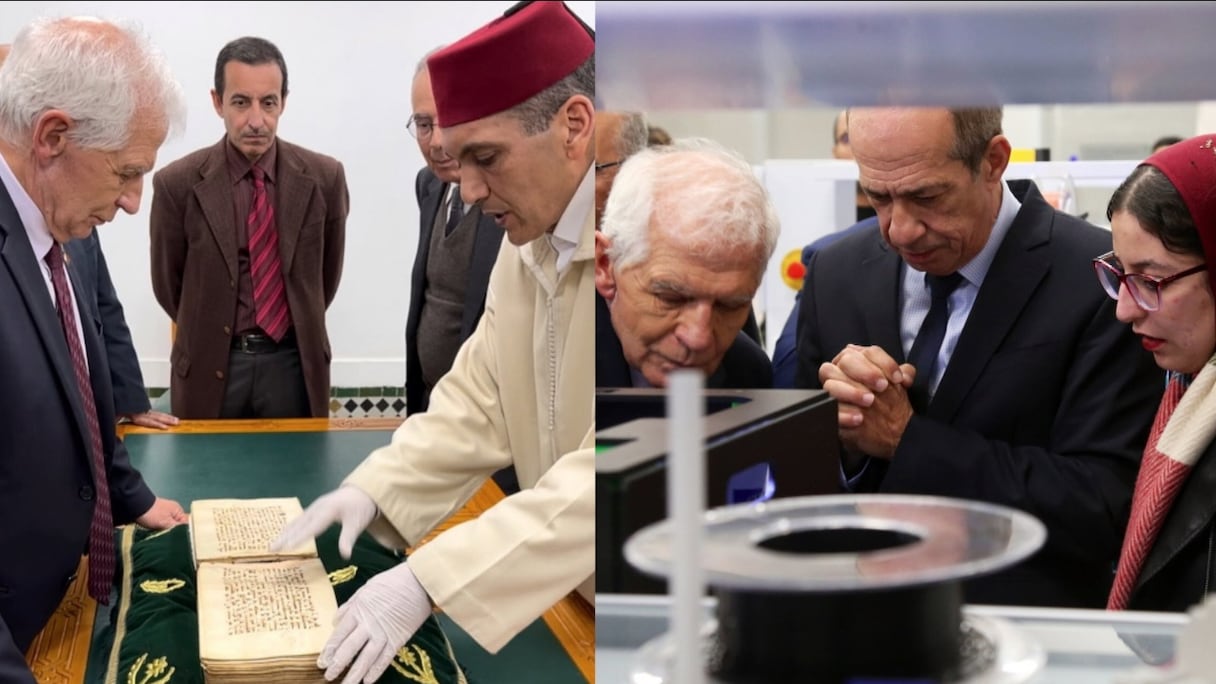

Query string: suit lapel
275 142 315 276
68 256 113 426
1136 442 1216 593
930 186 1052 421
194 140 239 282
0 186 93 454
595 293 632 386
857 237 904 358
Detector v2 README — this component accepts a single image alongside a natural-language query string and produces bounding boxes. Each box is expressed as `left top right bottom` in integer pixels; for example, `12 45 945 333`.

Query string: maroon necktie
248 166 291 341
45 242 114 604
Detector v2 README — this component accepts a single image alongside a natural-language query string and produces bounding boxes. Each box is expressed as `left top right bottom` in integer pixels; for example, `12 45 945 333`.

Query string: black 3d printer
596 387 842 593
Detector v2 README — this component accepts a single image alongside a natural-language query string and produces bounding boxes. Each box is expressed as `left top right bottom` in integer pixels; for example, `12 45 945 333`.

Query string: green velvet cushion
105 524 471 684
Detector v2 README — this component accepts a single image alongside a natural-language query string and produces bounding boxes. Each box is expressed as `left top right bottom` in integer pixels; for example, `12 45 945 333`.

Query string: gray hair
611 111 649 161
601 137 780 276
0 16 186 151
508 55 595 136
948 107 1003 175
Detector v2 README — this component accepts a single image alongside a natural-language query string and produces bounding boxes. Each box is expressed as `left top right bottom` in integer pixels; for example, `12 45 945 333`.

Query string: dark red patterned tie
248 166 291 341
1107 374 1188 610
45 242 114 604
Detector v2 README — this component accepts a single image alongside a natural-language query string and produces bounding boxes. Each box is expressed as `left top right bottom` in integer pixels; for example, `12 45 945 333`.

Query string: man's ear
594 231 617 300
559 95 594 159
32 110 72 161
983 133 1012 183
211 89 223 117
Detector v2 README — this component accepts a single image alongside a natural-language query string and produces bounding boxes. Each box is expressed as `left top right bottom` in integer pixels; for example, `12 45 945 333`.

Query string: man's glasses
595 160 623 174
407 115 434 140
1092 251 1206 311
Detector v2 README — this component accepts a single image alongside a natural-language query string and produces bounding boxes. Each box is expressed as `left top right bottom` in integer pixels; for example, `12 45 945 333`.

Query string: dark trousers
219 336 311 419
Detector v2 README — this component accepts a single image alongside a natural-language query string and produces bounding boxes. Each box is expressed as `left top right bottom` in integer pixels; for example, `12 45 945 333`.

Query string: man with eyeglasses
795 106 1161 609
404 54 503 417
594 110 647 230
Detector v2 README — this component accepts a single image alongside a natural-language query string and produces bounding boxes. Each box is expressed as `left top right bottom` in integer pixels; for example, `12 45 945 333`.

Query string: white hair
601 137 780 276
0 16 186 151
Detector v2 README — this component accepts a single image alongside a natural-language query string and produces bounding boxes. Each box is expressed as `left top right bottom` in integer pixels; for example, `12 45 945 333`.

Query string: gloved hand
320 561 432 684
269 486 378 560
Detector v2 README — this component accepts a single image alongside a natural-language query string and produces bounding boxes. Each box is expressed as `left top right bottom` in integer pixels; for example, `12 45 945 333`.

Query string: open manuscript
191 497 335 684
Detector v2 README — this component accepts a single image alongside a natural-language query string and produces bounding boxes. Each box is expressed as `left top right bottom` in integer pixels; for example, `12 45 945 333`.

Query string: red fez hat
427 1 593 127
1142 135 1216 301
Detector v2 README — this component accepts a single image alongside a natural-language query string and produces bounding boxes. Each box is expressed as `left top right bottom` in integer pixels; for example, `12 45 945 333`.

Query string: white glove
270 486 378 560
320 561 432 684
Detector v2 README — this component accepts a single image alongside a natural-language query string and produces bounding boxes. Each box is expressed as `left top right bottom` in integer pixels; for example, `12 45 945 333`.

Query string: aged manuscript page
197 558 338 662
190 497 316 565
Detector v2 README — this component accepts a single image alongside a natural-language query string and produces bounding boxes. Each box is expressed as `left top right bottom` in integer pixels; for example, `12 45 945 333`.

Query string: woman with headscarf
1098 134 1216 612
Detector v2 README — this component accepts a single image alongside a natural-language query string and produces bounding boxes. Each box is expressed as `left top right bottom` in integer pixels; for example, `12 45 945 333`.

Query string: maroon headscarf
1142 135 1216 301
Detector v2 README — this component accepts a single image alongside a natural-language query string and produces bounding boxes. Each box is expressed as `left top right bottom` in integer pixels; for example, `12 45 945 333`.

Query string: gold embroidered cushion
104 524 470 684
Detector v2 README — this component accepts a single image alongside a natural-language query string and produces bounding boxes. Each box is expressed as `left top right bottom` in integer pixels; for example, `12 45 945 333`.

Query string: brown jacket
150 137 348 418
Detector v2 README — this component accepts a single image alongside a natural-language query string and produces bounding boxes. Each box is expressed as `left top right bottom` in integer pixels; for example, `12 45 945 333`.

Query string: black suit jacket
0 184 155 683
596 293 773 389
795 181 1162 608
65 232 152 415
405 168 502 414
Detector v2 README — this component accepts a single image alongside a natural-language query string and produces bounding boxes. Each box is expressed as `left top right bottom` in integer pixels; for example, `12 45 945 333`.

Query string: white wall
0 0 595 388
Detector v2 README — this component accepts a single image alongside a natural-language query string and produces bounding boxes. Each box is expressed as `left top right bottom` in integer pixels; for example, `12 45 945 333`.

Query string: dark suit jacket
772 217 879 388
65 232 151 415
406 169 502 415
150 138 348 418
596 293 773 388
0 186 155 683
795 181 1162 608
1128 438 1216 612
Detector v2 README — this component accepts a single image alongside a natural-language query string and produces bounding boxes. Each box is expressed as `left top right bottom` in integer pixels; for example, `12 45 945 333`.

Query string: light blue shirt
897 181 1021 400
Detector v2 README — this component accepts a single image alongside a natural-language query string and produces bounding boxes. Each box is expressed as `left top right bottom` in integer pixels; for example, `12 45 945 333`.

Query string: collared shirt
898 180 1022 397
549 165 594 275
0 152 88 371
223 140 279 336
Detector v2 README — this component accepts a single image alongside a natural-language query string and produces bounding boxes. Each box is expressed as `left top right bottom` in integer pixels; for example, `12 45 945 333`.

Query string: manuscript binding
191 497 335 684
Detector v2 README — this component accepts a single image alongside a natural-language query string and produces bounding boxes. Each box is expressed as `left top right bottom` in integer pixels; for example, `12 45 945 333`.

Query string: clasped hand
818 344 916 459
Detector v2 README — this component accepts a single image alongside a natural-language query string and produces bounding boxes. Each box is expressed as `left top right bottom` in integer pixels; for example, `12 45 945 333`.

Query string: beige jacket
346 192 594 653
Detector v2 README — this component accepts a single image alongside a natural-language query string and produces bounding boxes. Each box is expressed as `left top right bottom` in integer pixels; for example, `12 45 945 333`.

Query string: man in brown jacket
151 36 348 419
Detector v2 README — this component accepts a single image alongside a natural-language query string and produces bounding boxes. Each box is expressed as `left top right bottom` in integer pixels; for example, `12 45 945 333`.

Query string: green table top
84 428 584 684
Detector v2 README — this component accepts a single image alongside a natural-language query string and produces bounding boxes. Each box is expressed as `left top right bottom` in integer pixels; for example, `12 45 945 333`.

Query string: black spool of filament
624 494 1046 683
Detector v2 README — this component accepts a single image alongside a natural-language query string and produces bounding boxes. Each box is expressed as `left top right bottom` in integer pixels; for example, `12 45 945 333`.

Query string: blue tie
907 272 963 411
